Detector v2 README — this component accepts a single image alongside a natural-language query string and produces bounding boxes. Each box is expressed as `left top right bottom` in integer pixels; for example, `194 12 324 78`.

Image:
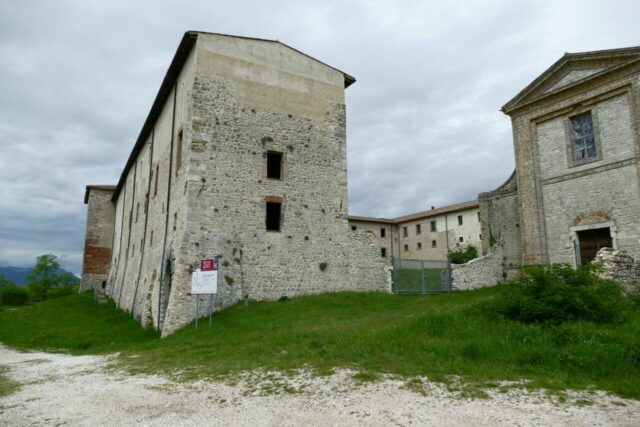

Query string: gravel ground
1 345 639 426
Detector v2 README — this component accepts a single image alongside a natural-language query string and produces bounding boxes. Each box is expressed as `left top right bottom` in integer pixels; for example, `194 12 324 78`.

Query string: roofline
84 185 116 204
111 31 356 201
501 46 640 114
111 31 198 201
347 200 479 225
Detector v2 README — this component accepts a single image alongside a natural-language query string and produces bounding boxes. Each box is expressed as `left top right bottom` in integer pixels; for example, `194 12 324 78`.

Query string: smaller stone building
481 46 640 272
348 200 481 264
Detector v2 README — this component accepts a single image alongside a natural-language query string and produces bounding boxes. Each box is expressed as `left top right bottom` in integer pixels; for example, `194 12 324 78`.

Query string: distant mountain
0 266 80 286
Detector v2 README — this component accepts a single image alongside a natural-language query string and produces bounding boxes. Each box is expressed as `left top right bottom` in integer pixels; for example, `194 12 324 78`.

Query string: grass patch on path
0 366 19 397
0 289 639 398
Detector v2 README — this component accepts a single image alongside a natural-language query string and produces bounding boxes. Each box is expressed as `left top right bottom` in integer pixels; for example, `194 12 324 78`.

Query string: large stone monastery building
481 47 640 275
80 31 387 336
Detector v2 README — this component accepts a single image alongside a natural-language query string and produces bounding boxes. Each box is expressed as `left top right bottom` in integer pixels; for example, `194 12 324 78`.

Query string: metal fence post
421 259 425 294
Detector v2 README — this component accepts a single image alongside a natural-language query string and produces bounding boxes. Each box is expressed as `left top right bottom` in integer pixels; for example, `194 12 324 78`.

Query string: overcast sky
0 0 638 274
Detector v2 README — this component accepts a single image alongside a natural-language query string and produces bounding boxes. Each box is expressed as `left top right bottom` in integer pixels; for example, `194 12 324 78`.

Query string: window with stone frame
570 111 597 161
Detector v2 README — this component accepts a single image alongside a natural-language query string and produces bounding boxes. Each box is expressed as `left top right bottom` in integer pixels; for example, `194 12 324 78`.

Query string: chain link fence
391 258 452 295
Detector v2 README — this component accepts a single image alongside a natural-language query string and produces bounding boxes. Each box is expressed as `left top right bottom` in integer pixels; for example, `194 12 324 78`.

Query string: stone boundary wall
452 245 504 291
594 247 640 293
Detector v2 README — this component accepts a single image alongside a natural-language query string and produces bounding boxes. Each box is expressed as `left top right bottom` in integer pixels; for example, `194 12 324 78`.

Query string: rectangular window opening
266 201 282 231
431 240 437 248
267 151 283 180
416 224 421 235
403 226 408 237
351 225 357 231
175 129 184 174
458 215 463 226
459 236 464 243
173 212 177 231
381 247 386 258
417 242 422 250
430 221 437 232
380 228 386 238
570 111 596 161
403 244 408 252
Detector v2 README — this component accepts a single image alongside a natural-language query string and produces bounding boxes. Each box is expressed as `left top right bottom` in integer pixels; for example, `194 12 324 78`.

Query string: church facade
481 47 640 274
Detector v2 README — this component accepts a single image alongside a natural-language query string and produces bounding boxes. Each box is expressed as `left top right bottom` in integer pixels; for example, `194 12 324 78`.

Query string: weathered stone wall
509 65 640 266
594 247 640 293
163 66 388 335
80 188 116 293
99 33 388 337
346 219 394 265
451 245 504 291
479 171 522 275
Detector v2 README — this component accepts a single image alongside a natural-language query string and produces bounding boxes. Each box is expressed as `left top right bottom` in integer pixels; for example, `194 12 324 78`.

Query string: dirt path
1 345 639 426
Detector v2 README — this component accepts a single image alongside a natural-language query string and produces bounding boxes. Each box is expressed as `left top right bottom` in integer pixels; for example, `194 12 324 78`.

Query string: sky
0 0 638 275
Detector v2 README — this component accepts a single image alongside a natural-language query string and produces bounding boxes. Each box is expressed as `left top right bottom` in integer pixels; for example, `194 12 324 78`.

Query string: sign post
191 257 219 329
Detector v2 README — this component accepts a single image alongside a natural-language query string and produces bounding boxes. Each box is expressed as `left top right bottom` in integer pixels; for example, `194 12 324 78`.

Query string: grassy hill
0 289 639 398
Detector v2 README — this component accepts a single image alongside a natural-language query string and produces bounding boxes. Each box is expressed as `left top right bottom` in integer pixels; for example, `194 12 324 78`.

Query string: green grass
0 366 19 397
395 268 447 293
0 288 639 398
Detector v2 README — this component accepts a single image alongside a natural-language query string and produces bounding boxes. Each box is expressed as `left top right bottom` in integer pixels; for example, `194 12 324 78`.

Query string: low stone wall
593 248 640 293
452 246 504 291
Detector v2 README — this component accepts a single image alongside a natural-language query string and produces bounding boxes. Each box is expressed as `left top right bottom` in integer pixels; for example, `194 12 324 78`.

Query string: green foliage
1 288 639 398
0 285 29 306
46 285 78 300
493 264 633 324
448 245 478 264
0 274 15 289
25 254 77 302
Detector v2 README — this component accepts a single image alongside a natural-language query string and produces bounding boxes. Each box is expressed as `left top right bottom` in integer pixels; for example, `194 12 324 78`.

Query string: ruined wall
479 171 521 275
452 245 504 291
80 188 115 293
347 218 394 265
594 247 640 293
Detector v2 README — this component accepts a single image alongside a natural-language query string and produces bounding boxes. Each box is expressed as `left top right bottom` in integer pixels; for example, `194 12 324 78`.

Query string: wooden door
577 228 612 264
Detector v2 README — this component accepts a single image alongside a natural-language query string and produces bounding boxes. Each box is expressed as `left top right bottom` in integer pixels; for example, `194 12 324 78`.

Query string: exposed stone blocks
451 246 504 291
594 247 640 293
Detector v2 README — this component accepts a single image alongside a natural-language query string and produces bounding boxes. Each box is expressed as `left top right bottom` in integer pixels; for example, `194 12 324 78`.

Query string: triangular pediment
502 46 640 114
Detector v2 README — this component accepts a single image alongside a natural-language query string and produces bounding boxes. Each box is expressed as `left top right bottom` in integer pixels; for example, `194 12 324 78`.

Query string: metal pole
421 259 425 294
195 298 199 330
209 294 213 328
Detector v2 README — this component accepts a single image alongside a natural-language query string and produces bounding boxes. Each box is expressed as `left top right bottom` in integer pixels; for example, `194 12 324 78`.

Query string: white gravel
1 344 639 426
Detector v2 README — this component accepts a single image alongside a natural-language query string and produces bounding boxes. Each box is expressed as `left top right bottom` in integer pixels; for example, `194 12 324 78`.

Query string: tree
0 274 15 289
26 254 61 289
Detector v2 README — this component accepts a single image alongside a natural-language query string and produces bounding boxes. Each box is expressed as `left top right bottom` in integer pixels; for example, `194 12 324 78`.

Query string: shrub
47 285 77 300
448 246 478 264
27 283 48 302
494 264 631 324
0 286 29 306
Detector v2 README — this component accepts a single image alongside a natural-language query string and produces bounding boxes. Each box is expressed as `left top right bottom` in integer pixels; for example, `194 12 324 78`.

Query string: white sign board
191 269 218 294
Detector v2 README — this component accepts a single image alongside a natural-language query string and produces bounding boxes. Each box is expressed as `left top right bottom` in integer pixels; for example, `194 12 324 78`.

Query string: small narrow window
266 201 282 231
351 226 357 231
477 212 481 222
403 244 408 252
432 240 437 248
430 221 437 232
570 111 596 161
101 281 106 290
140 238 143 252
150 230 153 247
403 226 408 237
153 164 159 197
459 236 464 243
416 224 421 235
380 228 386 238
267 151 283 179
173 212 177 231
417 242 422 250
458 215 463 226
135 203 139 223
175 129 183 174
479 234 482 240
381 247 387 258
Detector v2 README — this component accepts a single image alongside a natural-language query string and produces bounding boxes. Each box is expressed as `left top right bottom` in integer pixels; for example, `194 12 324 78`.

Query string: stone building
481 47 640 272
80 31 388 336
348 200 481 264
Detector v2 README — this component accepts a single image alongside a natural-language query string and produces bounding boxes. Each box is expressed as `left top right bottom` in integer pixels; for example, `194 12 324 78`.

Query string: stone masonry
81 31 388 337
480 47 640 270
594 247 640 293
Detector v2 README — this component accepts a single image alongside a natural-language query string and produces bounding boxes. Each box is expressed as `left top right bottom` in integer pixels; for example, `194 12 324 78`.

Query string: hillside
0 266 79 286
